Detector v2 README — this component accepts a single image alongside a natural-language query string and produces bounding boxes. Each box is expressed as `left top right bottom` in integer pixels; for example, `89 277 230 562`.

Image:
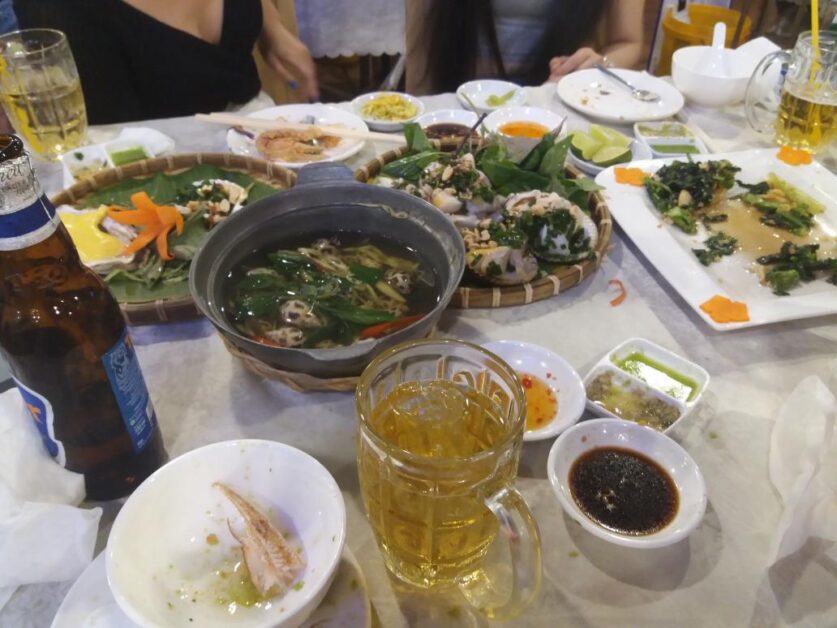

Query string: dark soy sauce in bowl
569 446 679 535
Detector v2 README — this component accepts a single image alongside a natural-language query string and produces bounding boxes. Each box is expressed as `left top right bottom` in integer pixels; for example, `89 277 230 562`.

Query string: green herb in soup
227 236 437 348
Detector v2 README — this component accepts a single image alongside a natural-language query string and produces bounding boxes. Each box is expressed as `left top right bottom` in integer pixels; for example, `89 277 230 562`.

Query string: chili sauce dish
482 340 586 441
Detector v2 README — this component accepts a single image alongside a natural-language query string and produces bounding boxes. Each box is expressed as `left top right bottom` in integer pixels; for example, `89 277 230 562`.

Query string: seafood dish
372 123 601 286
56 165 281 304
255 127 342 163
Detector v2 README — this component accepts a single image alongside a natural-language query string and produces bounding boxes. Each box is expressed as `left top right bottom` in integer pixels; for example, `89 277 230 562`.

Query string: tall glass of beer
355 339 542 619
745 30 836 153
0 29 87 160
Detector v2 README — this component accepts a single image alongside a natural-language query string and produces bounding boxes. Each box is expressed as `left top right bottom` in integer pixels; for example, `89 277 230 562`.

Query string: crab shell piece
466 245 539 286
534 206 598 262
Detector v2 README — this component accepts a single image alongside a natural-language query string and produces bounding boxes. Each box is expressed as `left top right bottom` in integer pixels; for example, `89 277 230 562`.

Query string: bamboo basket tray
50 153 296 325
353 146 612 308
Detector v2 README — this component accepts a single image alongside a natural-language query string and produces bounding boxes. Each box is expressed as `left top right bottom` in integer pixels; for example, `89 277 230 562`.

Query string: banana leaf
88 166 282 304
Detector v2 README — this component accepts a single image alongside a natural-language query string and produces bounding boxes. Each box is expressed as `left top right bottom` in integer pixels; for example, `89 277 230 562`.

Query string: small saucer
482 340 586 441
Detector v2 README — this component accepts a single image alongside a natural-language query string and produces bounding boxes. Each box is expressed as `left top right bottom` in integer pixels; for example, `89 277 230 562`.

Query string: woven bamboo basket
353 146 612 308
51 153 296 325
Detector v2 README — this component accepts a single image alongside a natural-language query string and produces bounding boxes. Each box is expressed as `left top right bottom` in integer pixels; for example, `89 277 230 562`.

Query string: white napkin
0 389 102 612
767 375 837 565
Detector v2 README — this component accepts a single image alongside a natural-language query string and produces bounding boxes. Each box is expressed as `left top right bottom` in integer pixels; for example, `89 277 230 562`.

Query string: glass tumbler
0 29 88 159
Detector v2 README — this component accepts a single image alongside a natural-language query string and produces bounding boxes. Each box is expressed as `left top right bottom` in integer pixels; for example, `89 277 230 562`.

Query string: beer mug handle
744 50 790 135
456 485 542 619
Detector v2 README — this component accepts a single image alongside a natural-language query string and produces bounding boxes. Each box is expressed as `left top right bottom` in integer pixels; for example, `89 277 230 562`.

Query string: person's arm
258 0 318 101
547 0 644 82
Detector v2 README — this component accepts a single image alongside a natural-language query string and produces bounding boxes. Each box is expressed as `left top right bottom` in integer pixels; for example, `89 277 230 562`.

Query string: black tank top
15 0 263 124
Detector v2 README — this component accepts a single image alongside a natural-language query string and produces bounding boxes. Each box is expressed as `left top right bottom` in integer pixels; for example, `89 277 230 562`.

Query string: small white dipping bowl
482 340 585 442
456 79 527 114
416 108 479 132
106 440 347 628
547 418 706 548
483 106 565 162
672 46 754 107
351 91 425 132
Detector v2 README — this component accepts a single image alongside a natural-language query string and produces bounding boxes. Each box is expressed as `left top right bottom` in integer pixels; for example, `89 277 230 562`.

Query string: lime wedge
591 145 632 167
571 132 602 161
589 124 631 149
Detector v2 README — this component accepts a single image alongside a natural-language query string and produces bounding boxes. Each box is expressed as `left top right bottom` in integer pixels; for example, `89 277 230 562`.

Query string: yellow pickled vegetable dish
361 94 418 120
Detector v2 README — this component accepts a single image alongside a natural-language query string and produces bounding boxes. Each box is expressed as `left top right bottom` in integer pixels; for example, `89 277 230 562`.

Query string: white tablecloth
3 85 837 628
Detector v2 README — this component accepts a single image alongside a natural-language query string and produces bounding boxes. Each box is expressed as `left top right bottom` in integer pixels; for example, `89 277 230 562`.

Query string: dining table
3 83 836 628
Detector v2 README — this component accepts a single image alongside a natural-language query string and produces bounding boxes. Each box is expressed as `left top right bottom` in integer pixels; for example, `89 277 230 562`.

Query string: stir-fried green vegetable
735 174 821 236
756 241 837 295
692 232 738 266
643 159 740 234
228 239 434 348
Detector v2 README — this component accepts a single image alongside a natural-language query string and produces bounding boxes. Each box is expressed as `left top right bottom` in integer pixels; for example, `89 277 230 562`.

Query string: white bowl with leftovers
456 79 527 115
106 439 346 628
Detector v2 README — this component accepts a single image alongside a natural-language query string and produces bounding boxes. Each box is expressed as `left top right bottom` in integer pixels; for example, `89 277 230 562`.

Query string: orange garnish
608 279 627 306
107 192 184 261
699 295 749 323
614 167 648 186
776 145 813 166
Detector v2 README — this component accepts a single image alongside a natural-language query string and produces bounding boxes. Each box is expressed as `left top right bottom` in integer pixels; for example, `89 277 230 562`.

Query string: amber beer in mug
0 135 165 500
355 339 542 619
745 31 836 153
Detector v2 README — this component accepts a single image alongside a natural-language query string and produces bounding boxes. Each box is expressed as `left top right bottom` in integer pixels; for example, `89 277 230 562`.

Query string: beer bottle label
14 377 66 467
101 330 158 454
0 155 59 250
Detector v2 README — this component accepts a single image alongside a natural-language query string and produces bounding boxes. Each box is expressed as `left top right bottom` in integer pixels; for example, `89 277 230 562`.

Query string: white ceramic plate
456 79 527 115
567 139 653 177
557 69 684 123
547 418 707 548
595 149 837 330
106 440 346 628
226 104 368 168
52 548 371 628
482 340 586 442
350 91 424 132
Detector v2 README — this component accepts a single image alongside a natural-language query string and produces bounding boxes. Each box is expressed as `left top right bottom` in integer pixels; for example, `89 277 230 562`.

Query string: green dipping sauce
108 145 149 166
650 144 699 155
614 352 698 402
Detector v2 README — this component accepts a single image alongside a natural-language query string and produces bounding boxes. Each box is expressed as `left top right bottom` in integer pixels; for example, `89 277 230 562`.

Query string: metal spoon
594 64 660 102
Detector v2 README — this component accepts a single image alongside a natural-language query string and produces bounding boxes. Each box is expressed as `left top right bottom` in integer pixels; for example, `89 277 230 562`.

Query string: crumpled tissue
0 389 102 612
768 375 837 565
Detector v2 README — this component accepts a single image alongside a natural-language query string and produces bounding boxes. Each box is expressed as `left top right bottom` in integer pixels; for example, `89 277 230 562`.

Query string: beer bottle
0 134 166 500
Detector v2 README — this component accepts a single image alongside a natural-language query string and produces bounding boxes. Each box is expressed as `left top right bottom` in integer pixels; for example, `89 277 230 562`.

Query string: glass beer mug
744 30 836 153
355 339 542 619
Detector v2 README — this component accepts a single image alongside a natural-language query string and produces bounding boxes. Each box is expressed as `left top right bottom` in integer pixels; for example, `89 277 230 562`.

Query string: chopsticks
195 112 406 144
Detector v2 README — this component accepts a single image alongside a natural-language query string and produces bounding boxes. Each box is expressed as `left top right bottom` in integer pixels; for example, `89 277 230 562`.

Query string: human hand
262 30 319 101
545 47 604 82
